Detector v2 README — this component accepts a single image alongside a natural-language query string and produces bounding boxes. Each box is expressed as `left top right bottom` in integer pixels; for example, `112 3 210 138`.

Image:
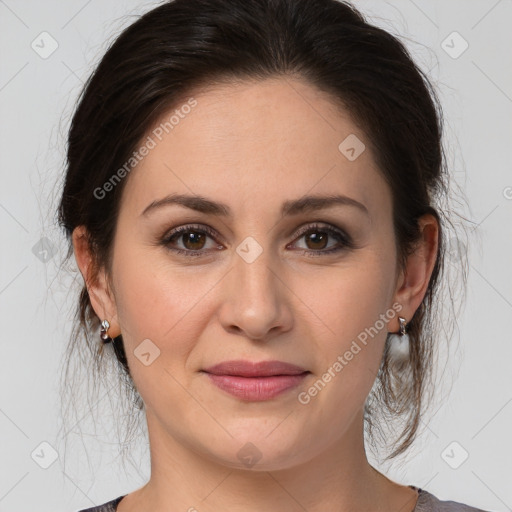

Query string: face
81 77 415 471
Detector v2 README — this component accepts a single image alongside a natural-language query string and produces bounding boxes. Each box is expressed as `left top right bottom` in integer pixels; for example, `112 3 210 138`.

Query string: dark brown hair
57 0 467 465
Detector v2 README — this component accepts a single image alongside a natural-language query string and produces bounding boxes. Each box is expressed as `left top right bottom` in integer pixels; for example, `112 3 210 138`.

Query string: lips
202 360 309 377
202 360 310 401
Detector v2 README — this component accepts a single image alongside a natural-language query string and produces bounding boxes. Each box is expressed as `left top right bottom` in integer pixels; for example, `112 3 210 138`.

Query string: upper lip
203 360 309 377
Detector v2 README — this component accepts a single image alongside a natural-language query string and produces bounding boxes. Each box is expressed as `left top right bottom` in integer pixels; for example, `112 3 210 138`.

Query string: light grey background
0 1 511 511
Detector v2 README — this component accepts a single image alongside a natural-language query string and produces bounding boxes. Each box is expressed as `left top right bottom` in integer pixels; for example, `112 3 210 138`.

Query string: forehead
119 77 390 220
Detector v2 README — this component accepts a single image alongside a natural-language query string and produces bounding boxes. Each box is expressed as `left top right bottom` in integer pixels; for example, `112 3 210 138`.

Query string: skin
73 77 438 512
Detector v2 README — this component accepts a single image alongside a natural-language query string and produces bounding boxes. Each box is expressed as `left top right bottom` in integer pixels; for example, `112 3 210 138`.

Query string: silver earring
398 316 407 336
100 319 111 343
388 316 410 364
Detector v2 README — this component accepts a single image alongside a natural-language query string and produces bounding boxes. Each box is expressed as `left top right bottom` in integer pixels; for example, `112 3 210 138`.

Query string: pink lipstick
202 360 310 401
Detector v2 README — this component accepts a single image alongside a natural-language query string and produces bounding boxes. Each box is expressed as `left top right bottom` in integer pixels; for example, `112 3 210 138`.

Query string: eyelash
160 222 354 258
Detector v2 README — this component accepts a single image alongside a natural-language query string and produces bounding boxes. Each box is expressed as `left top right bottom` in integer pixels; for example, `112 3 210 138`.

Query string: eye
161 224 222 256
289 222 353 256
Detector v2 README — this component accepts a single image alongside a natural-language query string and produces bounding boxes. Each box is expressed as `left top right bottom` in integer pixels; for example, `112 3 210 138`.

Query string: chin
200 431 310 472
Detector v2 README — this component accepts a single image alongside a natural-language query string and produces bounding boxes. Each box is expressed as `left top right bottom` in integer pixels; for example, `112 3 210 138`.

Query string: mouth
201 360 310 401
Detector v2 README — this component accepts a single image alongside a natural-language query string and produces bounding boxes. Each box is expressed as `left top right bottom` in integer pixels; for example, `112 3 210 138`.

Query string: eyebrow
140 193 369 218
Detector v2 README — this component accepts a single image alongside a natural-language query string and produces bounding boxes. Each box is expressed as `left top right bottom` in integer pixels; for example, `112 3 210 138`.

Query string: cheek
111 245 221 360
292 248 396 412
300 251 396 347
110 253 223 413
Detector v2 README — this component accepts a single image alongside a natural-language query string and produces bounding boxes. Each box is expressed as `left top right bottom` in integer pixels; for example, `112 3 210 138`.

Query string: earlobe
391 214 439 331
72 225 120 337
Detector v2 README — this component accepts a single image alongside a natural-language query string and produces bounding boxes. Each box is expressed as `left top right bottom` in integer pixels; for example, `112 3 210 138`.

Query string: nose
217 248 294 341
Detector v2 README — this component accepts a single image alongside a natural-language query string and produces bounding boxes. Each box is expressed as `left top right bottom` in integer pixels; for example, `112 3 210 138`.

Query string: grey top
77 486 495 511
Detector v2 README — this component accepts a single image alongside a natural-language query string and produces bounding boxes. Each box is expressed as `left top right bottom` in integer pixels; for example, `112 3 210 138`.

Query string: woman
57 0 491 510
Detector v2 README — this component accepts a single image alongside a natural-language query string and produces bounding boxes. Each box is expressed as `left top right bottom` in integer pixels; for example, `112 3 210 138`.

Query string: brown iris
181 231 207 251
304 231 328 250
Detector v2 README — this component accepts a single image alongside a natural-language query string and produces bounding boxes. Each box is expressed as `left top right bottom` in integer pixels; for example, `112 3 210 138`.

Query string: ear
72 225 120 338
391 213 439 332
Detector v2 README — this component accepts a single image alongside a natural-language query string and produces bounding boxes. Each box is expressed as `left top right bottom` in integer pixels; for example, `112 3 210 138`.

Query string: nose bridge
218 237 292 339
230 209 280 294
236 242 277 295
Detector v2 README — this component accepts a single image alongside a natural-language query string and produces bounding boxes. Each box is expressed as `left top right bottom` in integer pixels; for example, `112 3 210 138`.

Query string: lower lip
204 372 309 401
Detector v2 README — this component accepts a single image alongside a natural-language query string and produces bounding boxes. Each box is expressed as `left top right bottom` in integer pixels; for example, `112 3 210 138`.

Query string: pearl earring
100 319 111 343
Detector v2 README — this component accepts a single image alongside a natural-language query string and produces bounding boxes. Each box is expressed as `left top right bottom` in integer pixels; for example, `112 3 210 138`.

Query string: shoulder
415 488 496 512
76 495 125 512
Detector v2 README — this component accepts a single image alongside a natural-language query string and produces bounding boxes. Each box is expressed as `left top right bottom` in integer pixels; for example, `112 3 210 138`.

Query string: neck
120 409 418 512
